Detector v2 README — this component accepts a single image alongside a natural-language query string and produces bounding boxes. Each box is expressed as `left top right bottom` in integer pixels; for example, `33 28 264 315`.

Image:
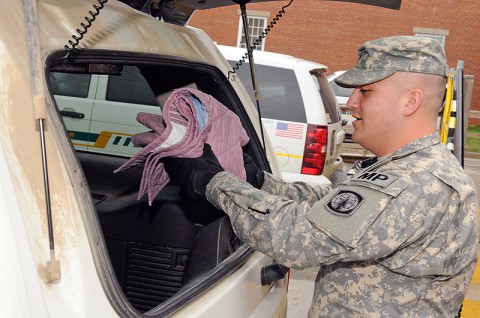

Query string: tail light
301 124 328 175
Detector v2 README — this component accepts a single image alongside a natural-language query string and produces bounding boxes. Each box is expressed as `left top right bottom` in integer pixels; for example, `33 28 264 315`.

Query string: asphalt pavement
287 157 480 318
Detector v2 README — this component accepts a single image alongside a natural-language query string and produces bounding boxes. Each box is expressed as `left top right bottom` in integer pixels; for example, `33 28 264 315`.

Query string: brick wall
190 0 480 123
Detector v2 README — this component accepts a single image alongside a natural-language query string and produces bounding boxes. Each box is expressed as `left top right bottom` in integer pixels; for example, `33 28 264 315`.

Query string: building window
237 11 269 50
413 27 449 47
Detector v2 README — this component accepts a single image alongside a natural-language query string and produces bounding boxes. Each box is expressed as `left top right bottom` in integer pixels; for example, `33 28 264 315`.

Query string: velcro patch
325 189 364 216
350 171 397 188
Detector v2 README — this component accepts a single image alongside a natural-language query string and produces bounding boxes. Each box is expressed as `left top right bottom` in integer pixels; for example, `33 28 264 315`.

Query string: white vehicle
1 0 288 317
50 67 164 158
218 45 346 186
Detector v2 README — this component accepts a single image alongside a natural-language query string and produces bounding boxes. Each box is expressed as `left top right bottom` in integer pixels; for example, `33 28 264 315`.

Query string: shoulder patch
307 184 400 248
325 189 364 216
350 171 397 188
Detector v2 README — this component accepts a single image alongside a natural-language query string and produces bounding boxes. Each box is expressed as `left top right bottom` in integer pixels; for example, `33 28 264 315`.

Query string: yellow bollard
440 73 454 144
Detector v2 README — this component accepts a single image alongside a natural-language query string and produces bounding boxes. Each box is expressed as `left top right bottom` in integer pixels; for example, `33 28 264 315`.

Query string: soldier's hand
243 152 264 189
163 144 223 199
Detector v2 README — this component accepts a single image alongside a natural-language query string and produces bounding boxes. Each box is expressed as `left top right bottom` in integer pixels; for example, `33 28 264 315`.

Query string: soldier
165 36 478 317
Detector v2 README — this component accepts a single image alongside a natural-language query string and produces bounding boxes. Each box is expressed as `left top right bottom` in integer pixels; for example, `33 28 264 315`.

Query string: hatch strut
233 0 266 150
23 0 108 284
24 0 61 283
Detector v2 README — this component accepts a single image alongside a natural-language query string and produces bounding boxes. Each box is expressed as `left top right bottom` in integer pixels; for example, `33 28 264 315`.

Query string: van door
228 60 308 174
310 70 344 177
50 72 98 152
89 66 162 157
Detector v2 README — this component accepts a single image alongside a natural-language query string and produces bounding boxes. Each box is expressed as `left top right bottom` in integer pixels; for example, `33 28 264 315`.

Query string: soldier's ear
403 88 423 116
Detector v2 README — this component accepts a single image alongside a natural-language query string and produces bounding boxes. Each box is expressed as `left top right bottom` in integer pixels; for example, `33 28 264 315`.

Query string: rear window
49 72 91 98
106 66 158 105
329 80 354 98
229 61 307 123
312 73 342 124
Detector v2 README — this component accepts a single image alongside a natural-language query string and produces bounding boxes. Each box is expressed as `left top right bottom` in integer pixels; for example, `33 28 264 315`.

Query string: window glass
237 16 267 51
49 72 91 98
415 33 446 47
106 66 158 106
230 61 306 122
312 74 342 124
329 80 354 98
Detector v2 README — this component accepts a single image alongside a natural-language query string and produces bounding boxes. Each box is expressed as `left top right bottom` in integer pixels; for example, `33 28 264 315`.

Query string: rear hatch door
118 0 401 26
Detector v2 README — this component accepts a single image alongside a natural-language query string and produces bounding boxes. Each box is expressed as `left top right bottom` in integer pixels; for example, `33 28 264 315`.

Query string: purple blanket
114 88 249 205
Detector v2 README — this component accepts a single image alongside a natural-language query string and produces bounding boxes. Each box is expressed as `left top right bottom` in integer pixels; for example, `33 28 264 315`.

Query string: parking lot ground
463 256 480 317
286 267 316 318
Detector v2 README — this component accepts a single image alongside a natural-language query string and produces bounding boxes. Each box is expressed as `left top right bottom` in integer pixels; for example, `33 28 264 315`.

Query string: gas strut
24 0 61 283
233 0 266 150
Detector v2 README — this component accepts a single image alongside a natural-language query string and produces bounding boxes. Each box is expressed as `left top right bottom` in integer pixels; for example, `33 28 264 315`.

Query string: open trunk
47 50 269 314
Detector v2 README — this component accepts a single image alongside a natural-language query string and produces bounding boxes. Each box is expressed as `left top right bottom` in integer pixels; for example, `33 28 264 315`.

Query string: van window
312 74 342 124
329 80 354 99
229 62 307 123
106 66 158 106
50 72 91 98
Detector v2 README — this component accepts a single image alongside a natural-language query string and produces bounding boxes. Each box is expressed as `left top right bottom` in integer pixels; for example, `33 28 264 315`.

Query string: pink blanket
114 88 249 205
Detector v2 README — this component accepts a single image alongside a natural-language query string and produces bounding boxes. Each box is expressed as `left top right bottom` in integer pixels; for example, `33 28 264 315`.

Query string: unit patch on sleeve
325 189 364 216
307 180 406 247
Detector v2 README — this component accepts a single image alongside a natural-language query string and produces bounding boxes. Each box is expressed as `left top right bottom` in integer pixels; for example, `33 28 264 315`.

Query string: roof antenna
233 0 266 150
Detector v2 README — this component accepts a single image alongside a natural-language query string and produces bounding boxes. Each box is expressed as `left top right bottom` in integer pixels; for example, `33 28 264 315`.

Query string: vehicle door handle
60 110 85 119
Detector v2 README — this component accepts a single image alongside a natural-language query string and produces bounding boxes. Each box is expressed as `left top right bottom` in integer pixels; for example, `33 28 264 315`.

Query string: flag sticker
275 122 304 139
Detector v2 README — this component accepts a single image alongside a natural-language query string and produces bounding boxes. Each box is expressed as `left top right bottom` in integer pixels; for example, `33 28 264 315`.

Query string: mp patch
350 171 397 188
325 189 364 216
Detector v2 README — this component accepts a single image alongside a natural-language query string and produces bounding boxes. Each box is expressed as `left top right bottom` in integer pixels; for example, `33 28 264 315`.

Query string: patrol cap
334 36 449 88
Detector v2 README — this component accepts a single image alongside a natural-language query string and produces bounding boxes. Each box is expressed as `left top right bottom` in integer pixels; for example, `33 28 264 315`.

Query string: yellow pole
440 73 454 144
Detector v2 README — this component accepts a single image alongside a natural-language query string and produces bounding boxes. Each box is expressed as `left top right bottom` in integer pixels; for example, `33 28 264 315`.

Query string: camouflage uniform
206 133 478 317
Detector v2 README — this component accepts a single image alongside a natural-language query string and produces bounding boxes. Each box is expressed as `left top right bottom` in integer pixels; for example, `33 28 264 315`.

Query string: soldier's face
346 73 407 156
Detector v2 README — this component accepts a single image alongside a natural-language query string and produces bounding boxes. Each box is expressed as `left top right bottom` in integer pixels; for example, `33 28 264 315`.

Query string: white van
218 45 346 186
1 0 287 317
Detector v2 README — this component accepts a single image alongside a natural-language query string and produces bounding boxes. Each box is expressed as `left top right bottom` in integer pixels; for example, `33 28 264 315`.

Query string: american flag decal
275 122 304 139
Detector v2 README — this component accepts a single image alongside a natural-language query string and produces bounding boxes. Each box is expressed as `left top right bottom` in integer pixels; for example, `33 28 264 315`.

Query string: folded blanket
114 88 249 205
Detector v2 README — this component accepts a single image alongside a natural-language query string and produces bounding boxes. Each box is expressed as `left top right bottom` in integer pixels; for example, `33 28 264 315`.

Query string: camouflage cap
334 36 448 88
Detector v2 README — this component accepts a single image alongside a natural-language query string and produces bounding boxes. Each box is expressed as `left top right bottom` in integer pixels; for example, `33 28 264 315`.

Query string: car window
49 72 91 98
312 73 342 124
229 61 307 123
106 66 158 106
329 80 354 98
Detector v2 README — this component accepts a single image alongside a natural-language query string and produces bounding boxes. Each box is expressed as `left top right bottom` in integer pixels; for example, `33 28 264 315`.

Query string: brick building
189 0 479 122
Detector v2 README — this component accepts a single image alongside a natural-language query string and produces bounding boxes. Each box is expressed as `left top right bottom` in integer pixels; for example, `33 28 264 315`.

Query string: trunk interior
47 52 267 312
79 151 240 312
